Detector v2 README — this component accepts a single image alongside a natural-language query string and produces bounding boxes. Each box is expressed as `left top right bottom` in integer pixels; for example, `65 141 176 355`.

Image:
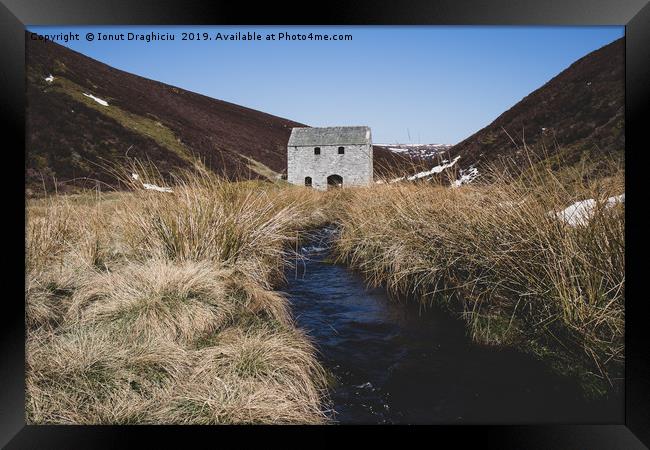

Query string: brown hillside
449 38 624 172
26 35 306 194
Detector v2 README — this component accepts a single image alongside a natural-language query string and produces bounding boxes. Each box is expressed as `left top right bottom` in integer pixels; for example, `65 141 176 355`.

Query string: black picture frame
2 0 648 447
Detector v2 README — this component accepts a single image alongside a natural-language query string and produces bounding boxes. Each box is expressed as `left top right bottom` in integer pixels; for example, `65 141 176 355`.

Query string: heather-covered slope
26 35 305 194
449 38 624 172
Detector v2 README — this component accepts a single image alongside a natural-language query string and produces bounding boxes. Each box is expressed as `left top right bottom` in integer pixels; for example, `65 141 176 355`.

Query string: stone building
287 126 373 190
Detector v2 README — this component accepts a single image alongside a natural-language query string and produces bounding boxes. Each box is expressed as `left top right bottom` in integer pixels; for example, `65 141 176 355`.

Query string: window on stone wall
338 146 345 154
314 147 321 155
305 176 312 187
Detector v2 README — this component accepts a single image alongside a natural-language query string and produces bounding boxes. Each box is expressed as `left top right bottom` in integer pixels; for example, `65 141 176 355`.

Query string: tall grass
26 150 625 424
334 153 624 397
26 167 332 424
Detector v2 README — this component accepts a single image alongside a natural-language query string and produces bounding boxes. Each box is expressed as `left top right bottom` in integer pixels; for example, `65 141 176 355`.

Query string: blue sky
29 26 623 144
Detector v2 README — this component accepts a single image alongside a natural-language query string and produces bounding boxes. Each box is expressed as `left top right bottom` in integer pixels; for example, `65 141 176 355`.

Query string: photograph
22 24 628 426
3 0 649 443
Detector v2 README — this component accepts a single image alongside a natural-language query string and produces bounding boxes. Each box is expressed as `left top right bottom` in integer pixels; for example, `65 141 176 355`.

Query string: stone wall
287 144 373 190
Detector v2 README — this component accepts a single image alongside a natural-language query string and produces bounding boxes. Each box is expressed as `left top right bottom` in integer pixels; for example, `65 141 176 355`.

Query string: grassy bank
26 170 337 424
26 154 625 423
334 157 625 397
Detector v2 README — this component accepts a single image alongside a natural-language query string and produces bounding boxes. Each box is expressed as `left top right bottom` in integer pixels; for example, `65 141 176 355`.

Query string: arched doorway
327 174 343 189
304 176 312 187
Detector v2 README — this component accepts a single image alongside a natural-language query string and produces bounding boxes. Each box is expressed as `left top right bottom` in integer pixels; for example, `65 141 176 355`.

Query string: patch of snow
452 166 479 187
131 173 139 180
389 156 461 183
377 143 452 160
554 199 596 226
143 183 173 193
82 93 109 106
606 193 625 206
406 156 461 180
552 193 624 226
44 74 54 83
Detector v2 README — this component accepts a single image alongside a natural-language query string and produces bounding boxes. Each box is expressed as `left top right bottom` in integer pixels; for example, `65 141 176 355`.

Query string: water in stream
284 228 623 424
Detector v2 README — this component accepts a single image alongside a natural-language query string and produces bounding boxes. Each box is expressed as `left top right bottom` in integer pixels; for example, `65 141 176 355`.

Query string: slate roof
288 126 371 146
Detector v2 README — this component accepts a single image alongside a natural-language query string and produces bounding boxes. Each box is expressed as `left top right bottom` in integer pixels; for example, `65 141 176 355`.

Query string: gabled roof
288 126 371 146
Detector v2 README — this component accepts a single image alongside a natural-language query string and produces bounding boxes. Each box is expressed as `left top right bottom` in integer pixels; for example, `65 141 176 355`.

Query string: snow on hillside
452 166 479 187
82 93 109 106
143 183 173 193
131 173 173 193
552 193 624 226
391 156 461 182
376 143 452 159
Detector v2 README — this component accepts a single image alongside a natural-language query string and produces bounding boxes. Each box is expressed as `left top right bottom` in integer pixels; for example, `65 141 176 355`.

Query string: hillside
448 38 624 173
26 37 283 194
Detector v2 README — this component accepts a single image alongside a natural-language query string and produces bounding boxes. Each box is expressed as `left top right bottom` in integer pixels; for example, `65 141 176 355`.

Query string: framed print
2 0 648 447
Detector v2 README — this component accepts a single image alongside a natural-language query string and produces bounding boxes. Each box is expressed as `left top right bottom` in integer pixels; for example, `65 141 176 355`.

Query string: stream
284 227 623 424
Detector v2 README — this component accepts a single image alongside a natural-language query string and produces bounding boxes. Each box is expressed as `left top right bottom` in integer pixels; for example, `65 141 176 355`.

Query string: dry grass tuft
26 168 331 424
26 326 189 424
67 260 238 345
154 327 327 424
